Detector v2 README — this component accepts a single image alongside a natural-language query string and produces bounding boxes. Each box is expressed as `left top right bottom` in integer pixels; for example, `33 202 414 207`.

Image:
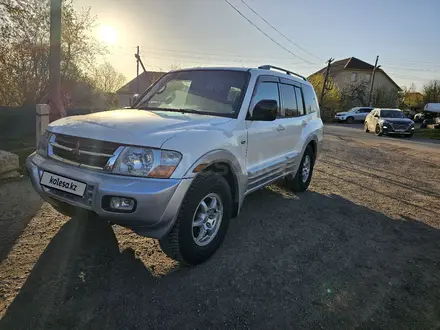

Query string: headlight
113 147 182 178
37 131 50 156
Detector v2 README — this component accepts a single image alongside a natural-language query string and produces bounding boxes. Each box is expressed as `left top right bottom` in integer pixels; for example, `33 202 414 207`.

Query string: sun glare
99 25 118 45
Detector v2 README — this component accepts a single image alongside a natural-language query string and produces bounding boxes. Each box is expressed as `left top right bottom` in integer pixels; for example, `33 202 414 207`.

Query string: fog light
109 197 135 211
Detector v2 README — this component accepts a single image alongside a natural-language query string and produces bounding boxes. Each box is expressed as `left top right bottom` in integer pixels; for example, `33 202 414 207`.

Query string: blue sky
75 0 440 90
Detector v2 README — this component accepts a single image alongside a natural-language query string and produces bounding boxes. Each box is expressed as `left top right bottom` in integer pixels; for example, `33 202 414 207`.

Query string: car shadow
0 179 43 263
2 187 440 329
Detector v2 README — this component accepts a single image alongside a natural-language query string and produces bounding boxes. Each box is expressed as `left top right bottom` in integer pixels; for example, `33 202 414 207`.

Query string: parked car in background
364 108 415 137
414 113 425 122
26 65 323 265
420 117 440 129
424 103 440 114
402 109 416 119
334 107 374 123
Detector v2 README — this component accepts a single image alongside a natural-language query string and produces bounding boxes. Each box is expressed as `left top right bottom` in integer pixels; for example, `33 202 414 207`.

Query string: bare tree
91 62 126 94
0 0 109 107
423 80 440 104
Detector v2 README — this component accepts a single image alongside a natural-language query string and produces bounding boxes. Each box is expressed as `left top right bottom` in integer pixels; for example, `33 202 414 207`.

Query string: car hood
336 112 348 115
48 109 233 148
381 118 413 124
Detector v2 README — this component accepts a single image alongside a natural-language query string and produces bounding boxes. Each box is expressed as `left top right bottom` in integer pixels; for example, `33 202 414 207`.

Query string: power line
110 44 320 64
383 65 440 73
238 0 322 61
380 56 439 66
141 46 308 62
388 72 438 82
223 0 314 64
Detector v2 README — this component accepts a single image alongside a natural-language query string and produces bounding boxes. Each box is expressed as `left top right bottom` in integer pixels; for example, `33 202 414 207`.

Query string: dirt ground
1 127 440 329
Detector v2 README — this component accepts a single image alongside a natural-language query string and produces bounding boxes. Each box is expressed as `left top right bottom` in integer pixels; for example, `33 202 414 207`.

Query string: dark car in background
364 108 415 137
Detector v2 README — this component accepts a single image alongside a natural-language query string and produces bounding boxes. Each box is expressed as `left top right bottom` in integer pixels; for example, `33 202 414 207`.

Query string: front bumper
334 115 346 121
26 153 193 239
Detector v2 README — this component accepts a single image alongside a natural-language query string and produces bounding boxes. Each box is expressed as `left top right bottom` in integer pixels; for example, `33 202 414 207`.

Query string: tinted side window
295 87 305 116
302 85 319 114
250 82 279 114
361 108 372 113
279 84 298 117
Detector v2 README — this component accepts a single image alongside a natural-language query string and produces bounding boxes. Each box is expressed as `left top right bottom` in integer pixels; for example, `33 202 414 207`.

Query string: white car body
424 103 440 114
335 107 374 123
26 66 323 264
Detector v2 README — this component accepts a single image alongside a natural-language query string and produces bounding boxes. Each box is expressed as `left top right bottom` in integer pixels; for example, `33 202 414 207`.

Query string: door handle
277 125 285 131
301 120 308 127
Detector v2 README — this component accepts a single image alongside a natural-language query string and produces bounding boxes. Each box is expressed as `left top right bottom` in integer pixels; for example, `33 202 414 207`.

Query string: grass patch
414 129 440 140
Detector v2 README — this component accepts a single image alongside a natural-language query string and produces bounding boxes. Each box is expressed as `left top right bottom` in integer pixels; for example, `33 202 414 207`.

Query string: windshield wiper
137 106 226 117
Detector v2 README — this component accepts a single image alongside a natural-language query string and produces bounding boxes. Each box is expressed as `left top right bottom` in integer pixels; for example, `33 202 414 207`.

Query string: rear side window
279 84 299 117
295 87 305 116
302 85 319 114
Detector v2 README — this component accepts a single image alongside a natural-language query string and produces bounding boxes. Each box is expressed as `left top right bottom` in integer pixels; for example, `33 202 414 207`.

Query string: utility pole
134 53 148 74
368 55 380 107
136 46 140 94
320 58 334 106
49 0 65 121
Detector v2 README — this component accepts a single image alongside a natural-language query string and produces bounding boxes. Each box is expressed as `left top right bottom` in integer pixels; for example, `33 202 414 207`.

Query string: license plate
395 129 405 132
40 172 87 197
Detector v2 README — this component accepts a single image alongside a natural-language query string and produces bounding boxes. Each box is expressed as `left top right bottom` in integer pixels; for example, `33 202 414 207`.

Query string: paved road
1 129 440 329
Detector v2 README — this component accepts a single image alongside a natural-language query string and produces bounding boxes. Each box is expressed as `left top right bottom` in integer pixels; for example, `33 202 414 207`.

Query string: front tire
286 145 314 192
159 172 232 265
346 116 354 124
375 125 383 136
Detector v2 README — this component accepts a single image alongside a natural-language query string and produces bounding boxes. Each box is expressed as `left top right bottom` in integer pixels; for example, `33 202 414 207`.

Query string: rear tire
346 116 354 124
286 145 314 193
159 172 232 265
364 122 369 132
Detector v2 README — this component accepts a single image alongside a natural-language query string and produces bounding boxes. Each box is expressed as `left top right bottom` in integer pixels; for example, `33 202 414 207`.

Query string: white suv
26 65 323 265
334 106 374 123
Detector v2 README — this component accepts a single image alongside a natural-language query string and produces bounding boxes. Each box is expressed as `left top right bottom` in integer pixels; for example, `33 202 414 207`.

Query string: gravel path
1 127 440 329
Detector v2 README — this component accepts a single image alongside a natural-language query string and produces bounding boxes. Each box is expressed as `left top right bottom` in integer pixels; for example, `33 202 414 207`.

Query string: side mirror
132 94 140 106
251 99 278 121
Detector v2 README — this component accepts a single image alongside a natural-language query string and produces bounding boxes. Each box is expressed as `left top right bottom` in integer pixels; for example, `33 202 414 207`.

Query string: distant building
116 71 166 107
309 57 401 93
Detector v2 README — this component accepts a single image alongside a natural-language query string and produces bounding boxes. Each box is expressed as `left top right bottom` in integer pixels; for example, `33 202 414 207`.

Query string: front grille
49 134 120 169
392 123 409 130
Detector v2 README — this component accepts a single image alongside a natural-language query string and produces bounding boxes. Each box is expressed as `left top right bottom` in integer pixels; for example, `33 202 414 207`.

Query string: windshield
136 70 249 118
380 110 406 118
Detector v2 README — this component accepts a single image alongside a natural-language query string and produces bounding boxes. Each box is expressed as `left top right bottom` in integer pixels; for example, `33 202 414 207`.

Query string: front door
367 109 379 130
245 77 286 191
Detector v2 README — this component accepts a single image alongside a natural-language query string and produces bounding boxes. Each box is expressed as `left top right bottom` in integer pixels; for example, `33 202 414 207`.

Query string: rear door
278 82 304 159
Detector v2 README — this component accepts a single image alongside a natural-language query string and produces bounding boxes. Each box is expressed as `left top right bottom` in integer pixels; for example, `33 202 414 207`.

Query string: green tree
308 74 341 120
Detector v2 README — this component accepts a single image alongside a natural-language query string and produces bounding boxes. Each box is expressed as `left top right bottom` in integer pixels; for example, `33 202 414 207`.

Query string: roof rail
258 65 307 81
